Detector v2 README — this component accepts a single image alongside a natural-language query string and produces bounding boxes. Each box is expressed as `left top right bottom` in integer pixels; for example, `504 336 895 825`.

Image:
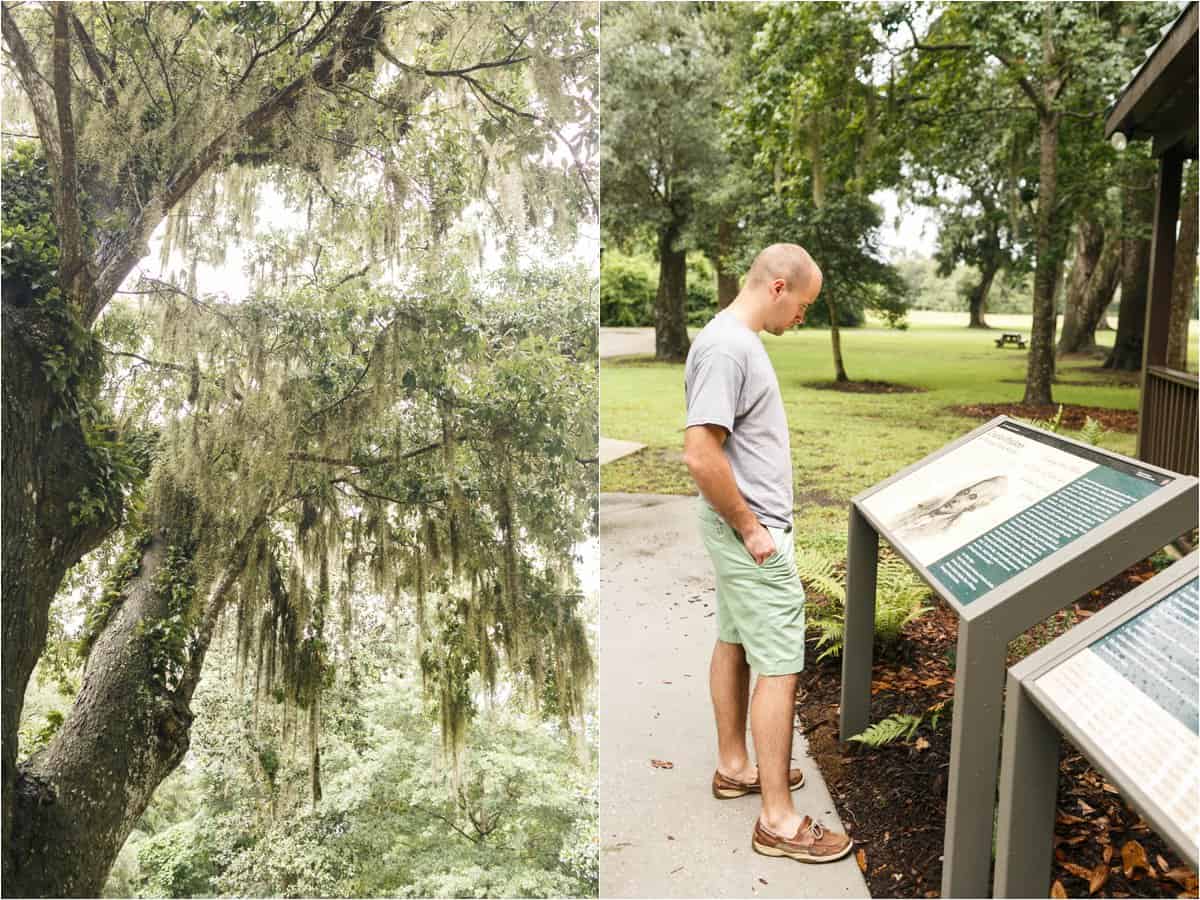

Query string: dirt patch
999 377 1140 389
796 556 1197 898
949 403 1138 434
795 488 843 509
804 380 926 394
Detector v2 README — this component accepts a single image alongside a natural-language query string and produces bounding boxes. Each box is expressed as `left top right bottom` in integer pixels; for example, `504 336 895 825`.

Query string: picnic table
994 332 1027 349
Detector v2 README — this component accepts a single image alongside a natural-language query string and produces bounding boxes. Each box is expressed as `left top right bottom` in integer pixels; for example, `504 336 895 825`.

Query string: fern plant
848 713 924 747
801 549 931 661
1078 415 1107 447
1016 407 1107 448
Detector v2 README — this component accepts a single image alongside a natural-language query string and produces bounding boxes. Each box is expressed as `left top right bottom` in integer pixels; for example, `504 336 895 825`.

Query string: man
682 243 853 864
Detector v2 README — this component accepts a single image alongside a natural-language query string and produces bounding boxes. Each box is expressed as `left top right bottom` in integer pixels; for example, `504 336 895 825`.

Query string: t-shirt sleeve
686 349 744 433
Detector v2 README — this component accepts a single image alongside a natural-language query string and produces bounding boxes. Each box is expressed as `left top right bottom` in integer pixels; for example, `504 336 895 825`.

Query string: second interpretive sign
860 420 1173 606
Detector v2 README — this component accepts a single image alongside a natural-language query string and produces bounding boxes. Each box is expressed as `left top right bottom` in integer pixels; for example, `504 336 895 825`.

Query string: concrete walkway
599 326 656 359
601 437 646 465
600 493 870 899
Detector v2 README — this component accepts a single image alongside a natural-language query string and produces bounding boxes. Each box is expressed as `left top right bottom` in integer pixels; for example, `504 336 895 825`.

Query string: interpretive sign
860 420 1172 606
995 556 1200 897
840 416 1198 898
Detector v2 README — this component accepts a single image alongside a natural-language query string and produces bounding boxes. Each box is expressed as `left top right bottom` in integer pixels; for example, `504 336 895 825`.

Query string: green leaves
848 712 924 747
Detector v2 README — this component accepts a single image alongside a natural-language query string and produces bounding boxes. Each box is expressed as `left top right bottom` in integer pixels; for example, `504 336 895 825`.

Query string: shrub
600 251 655 326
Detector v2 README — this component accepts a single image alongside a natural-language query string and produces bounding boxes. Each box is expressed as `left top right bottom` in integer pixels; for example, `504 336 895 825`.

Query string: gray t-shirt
684 311 793 529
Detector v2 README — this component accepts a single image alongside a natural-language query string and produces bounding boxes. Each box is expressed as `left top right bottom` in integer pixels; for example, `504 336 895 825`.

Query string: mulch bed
949 402 1139 434
795 556 1199 899
806 380 926 394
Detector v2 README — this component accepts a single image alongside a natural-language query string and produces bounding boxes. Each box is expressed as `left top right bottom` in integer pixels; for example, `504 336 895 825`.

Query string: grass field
599 311 1194 554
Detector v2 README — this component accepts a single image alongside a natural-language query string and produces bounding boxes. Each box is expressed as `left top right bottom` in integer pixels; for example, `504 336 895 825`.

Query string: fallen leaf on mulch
1088 862 1108 894
914 737 930 752
1121 839 1150 878
650 759 674 769
856 849 867 873
1063 862 1092 879
1057 811 1087 825
1052 879 1068 898
1163 867 1199 892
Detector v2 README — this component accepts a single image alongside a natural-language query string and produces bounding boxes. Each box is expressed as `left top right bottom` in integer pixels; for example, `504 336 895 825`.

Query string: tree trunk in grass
967 261 998 329
826 294 849 383
714 221 739 310
655 223 691 362
1166 168 1197 371
1023 108 1065 406
1105 168 1156 371
1059 219 1121 355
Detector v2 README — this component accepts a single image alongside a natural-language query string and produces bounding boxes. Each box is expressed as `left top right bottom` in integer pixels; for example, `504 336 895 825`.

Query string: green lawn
601 314 1159 554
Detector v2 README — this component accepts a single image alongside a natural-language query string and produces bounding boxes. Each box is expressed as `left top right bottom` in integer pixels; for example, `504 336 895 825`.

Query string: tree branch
51 4 88 303
88 3 388 324
70 9 117 108
2 3 62 173
287 441 443 468
179 511 269 699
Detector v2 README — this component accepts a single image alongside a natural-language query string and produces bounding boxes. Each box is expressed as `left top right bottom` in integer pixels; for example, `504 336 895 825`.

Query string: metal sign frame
838 415 1198 898
994 555 1199 897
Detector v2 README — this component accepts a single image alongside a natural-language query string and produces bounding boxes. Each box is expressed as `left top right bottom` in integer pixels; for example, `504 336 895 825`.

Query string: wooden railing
1139 365 1199 476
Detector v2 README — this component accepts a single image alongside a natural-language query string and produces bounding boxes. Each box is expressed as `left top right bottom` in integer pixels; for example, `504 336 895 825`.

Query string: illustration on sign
862 421 1171 604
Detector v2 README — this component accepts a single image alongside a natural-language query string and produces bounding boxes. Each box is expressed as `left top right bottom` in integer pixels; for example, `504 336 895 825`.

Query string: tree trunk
1167 169 1198 370
8 535 193 897
1059 219 1121 355
6 506 260 897
1105 168 1156 371
967 261 998 329
1023 111 1064 406
655 225 690 362
825 294 849 382
1 304 121 886
715 221 739 310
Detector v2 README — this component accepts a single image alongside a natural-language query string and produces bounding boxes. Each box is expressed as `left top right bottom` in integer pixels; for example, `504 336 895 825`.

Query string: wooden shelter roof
1104 2 1198 159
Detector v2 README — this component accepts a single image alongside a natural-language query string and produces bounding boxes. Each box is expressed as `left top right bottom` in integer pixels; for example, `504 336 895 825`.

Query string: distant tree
600 2 724 361
898 1 1176 402
732 2 908 380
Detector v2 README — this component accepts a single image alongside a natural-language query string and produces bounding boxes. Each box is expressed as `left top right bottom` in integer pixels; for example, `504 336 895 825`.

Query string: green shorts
697 502 806 676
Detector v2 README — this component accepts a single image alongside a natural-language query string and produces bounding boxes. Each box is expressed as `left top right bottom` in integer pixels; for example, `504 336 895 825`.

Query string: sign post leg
941 618 1008 898
994 674 1059 898
840 504 878 741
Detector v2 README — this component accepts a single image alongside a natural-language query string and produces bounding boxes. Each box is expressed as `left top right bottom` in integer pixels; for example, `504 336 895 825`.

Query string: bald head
744 243 821 296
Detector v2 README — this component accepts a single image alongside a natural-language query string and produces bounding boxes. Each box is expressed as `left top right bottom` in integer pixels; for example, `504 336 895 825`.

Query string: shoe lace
810 821 824 839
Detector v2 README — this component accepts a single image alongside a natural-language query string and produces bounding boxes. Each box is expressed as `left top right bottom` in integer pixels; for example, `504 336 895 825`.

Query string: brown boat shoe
752 815 853 864
711 766 805 799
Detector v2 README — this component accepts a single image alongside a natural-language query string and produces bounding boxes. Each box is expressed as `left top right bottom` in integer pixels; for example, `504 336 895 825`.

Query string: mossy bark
6 534 200 897
1 303 121 889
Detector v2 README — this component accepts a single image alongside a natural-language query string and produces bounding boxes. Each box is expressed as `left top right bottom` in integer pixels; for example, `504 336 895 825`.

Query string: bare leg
710 640 755 780
752 672 804 834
